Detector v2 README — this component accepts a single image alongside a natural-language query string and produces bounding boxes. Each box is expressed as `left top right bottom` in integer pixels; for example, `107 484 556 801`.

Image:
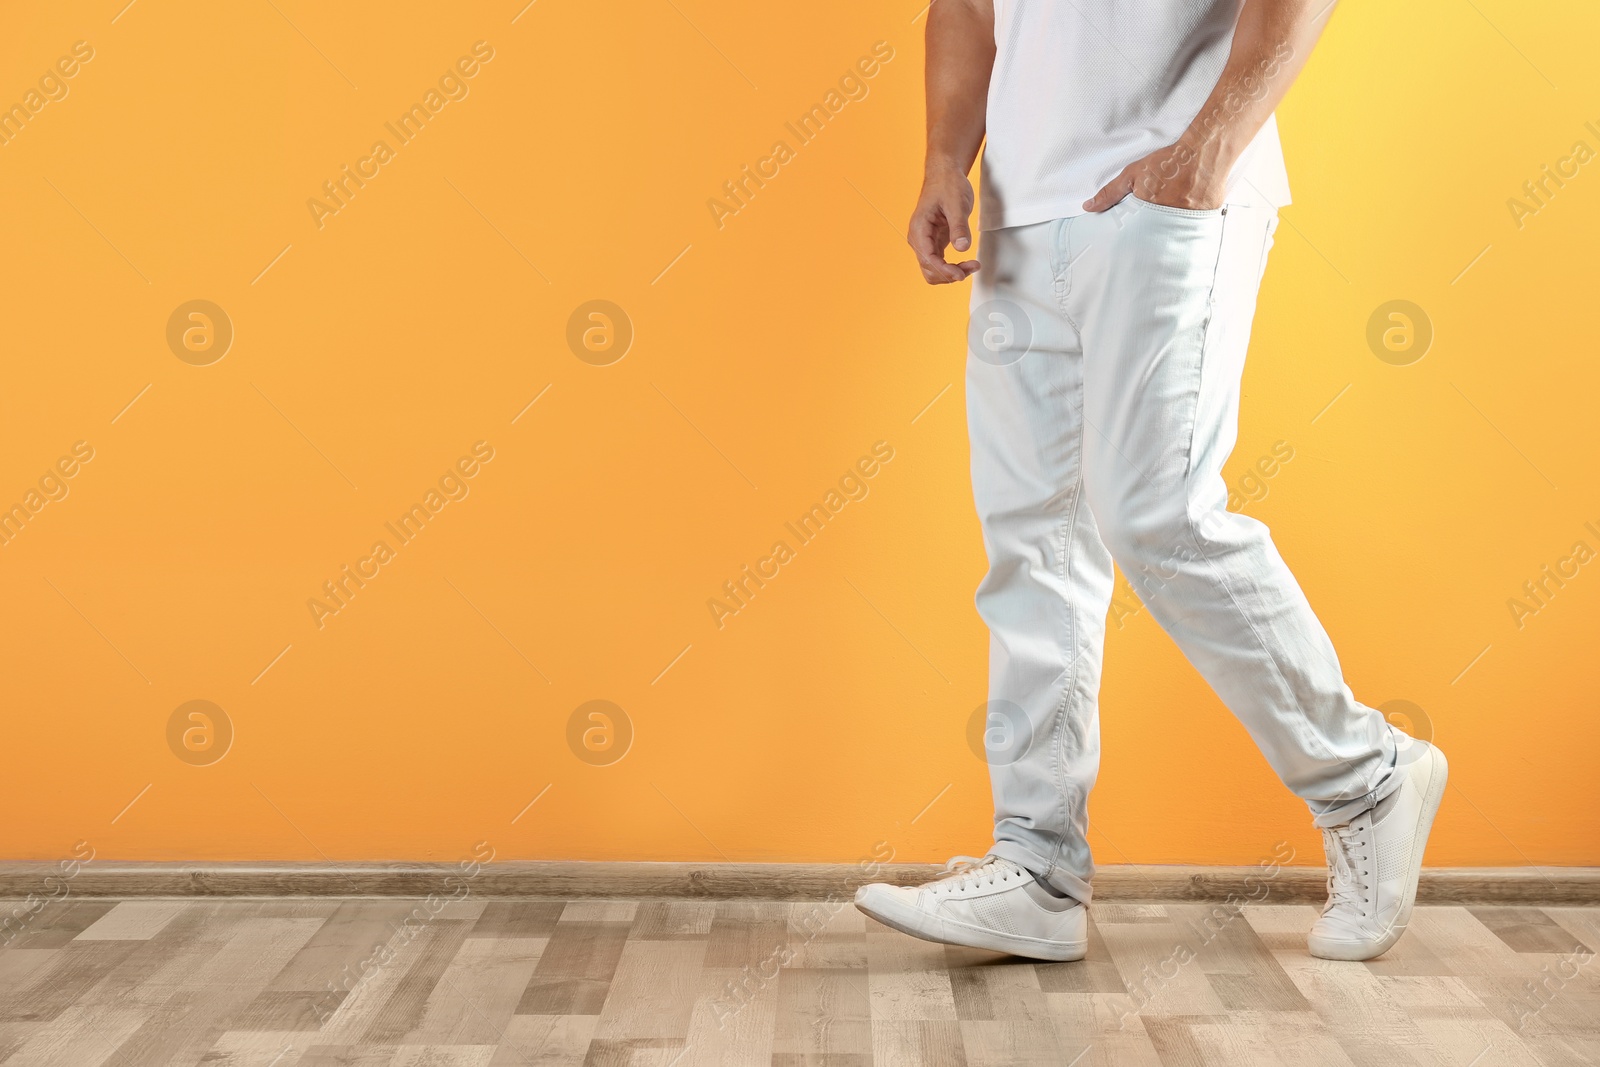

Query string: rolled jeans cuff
1308 728 1409 828
988 839 1094 906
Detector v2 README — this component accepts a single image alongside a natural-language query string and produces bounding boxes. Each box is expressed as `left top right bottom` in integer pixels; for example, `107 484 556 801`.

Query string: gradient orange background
1 1 1595 871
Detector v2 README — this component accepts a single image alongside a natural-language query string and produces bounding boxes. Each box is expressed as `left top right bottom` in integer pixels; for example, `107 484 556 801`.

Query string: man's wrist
924 154 970 181
1164 128 1243 191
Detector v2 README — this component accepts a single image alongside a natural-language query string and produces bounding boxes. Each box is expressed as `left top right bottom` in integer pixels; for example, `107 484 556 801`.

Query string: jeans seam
1040 215 1082 883
1043 433 1085 883
1174 213 1376 810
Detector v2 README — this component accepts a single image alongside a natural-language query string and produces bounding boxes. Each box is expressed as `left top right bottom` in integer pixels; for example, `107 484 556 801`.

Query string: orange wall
2 1 1595 871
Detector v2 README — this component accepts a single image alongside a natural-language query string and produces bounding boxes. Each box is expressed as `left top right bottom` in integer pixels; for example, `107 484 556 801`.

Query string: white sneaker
854 855 1087 961
1308 740 1448 961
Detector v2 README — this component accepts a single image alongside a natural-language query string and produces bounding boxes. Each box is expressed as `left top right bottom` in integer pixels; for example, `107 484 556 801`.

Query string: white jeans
968 197 1401 904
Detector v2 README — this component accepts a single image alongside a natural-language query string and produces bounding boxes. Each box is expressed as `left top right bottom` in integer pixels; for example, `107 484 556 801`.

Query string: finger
908 211 945 264
946 203 973 254
909 216 966 284
936 260 979 285
1082 173 1131 213
927 258 979 285
922 259 968 284
929 211 980 283
909 202 981 284
920 205 957 253
910 237 961 283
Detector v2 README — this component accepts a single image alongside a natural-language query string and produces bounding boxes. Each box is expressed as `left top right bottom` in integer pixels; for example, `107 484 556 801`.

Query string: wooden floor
0 898 1596 1066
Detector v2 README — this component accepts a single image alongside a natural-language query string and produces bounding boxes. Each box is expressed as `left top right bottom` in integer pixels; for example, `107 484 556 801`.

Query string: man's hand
1084 0 1334 215
1082 135 1231 213
917 0 992 282
909 165 980 285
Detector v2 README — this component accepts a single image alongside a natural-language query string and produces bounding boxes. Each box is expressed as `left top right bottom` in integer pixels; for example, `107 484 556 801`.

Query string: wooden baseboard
0 862 1595 904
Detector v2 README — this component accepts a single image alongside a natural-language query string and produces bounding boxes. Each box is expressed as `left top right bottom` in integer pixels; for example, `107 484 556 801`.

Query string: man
854 0 1446 962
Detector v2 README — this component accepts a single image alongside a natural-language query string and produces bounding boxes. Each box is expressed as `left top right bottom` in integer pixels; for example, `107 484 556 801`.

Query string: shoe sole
854 890 1088 962
1308 746 1449 962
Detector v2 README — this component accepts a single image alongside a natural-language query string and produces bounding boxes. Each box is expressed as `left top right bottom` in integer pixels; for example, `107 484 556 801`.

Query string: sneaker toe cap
1309 913 1367 941
855 881 919 915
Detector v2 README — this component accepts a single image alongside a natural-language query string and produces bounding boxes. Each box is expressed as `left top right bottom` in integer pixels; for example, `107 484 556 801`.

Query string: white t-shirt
980 0 1293 230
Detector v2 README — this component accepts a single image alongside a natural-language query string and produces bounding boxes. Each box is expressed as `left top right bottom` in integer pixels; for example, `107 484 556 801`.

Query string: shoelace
933 855 1015 893
1322 822 1372 915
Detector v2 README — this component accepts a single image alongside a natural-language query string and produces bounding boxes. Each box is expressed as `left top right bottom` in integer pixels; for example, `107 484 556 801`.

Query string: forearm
924 0 995 177
1170 0 1334 185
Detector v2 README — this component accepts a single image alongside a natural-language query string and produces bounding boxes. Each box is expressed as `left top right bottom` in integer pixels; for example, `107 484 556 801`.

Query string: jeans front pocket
1127 194 1226 219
